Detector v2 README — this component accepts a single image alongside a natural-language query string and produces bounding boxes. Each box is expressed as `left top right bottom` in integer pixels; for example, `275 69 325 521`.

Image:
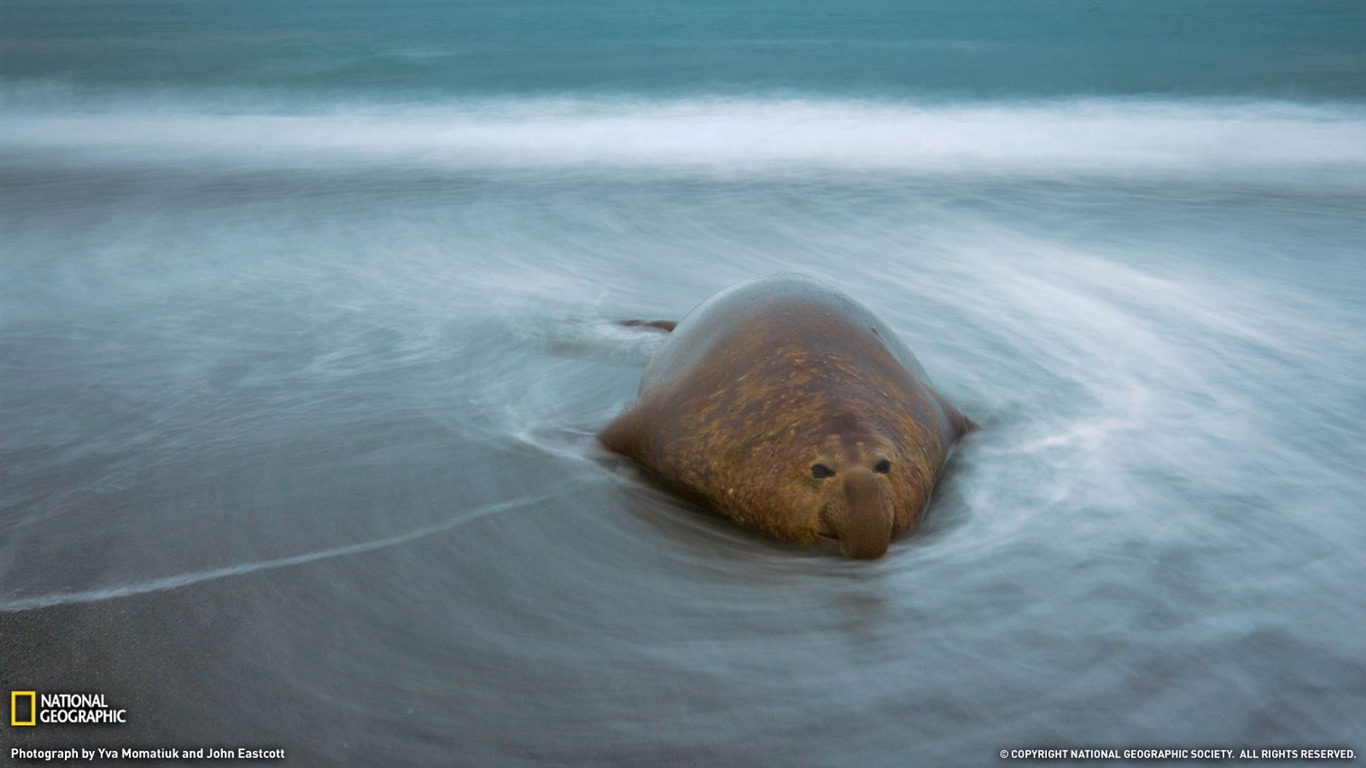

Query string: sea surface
2 1 1364 765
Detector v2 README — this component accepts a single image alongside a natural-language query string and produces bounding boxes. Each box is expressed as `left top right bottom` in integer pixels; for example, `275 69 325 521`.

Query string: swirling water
2 2 1364 765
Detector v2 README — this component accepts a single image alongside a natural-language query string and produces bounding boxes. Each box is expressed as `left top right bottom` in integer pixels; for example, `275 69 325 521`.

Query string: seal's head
742 410 937 559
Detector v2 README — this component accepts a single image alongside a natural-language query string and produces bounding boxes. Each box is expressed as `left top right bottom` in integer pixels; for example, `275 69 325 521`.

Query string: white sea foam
0 491 557 612
3 87 1363 183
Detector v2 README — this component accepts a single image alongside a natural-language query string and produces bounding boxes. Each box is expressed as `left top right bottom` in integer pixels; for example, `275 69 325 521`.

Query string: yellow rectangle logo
11 691 37 726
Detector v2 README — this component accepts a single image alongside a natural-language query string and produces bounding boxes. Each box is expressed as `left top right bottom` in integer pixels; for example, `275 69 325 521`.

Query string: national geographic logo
10 691 127 725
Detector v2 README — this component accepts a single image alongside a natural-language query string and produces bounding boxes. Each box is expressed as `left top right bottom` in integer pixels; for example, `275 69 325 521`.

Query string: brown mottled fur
599 275 974 558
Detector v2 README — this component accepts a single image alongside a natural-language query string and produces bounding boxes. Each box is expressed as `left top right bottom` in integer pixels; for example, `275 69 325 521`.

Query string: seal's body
599 274 974 559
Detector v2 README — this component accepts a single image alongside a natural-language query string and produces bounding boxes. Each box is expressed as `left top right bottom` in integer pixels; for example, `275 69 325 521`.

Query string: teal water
2 2 1364 766
2 0 1364 97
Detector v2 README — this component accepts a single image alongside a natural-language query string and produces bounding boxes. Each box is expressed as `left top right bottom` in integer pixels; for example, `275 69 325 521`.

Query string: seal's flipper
618 320 677 332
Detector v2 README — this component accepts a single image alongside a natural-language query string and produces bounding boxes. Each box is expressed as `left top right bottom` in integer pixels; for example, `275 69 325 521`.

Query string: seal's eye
811 463 834 479
874 459 891 474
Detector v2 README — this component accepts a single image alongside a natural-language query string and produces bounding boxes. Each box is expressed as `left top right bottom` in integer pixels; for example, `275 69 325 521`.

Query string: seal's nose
832 467 893 559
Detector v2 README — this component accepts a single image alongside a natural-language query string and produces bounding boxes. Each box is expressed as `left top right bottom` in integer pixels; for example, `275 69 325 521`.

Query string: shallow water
3 2 1365 765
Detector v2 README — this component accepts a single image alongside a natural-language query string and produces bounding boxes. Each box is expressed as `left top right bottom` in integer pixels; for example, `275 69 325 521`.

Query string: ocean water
2 1 1364 765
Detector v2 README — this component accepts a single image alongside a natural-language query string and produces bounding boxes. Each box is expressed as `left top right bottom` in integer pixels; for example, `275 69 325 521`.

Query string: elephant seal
599 274 974 559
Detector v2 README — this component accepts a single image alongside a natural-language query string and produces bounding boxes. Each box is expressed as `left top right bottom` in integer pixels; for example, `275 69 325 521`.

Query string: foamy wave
0 490 559 611
2 87 1363 182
